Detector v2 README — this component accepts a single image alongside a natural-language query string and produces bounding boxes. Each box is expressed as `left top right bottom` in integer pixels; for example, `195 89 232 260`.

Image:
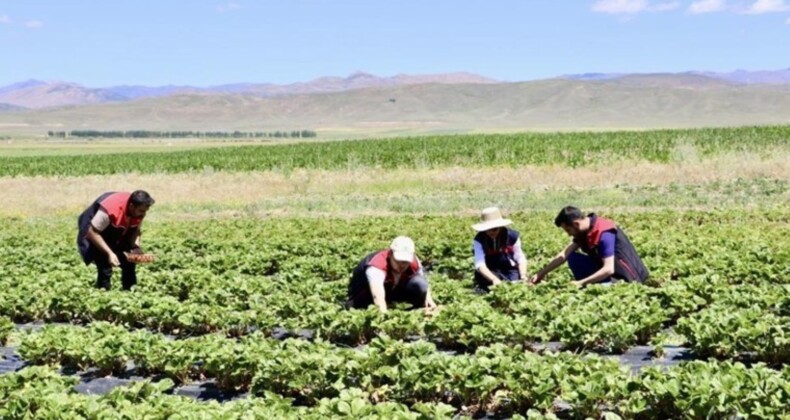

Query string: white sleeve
414 258 425 277
473 240 486 270
365 266 386 286
90 209 111 232
513 238 526 264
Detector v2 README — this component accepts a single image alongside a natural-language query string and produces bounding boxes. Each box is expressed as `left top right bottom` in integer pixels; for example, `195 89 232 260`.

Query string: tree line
46 130 317 139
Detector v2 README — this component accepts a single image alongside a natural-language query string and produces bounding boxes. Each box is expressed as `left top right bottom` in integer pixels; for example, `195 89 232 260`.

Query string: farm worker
76 190 155 291
345 236 439 314
529 206 649 287
471 207 527 293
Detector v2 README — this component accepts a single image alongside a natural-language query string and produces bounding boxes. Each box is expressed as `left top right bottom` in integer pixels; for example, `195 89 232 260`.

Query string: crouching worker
530 206 649 288
472 207 527 293
345 236 438 314
77 190 155 291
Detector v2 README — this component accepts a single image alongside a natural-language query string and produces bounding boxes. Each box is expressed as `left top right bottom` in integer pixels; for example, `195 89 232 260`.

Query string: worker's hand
490 278 502 287
424 304 441 316
572 280 586 289
528 273 543 285
108 253 121 267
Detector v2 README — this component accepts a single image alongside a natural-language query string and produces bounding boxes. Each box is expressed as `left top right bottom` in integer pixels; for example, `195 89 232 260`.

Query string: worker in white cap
345 236 438 313
471 207 527 292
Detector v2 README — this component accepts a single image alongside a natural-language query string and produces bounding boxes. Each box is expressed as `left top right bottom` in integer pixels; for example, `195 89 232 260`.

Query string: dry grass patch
0 152 786 218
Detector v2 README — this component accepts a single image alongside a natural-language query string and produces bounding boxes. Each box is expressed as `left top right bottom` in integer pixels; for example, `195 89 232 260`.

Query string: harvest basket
124 252 156 264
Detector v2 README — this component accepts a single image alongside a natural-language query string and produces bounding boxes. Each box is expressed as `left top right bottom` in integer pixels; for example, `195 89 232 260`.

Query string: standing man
345 236 438 313
472 207 527 293
77 190 155 291
530 206 649 287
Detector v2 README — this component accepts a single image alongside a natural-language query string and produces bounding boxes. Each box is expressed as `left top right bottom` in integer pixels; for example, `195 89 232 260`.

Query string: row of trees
46 130 317 139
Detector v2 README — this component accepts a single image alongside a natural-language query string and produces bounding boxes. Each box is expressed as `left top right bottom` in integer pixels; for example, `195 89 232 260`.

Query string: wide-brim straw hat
472 207 513 232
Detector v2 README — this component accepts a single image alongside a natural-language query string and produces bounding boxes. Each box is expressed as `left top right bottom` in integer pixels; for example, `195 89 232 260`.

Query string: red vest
585 216 617 248
99 192 144 233
367 250 420 286
575 214 650 282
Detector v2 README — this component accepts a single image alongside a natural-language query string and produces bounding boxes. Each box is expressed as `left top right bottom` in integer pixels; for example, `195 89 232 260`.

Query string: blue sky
1 0 788 87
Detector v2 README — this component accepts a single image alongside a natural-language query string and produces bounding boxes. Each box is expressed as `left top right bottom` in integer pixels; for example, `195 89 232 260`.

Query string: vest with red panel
76 192 144 265
348 249 421 302
574 214 649 282
473 227 520 272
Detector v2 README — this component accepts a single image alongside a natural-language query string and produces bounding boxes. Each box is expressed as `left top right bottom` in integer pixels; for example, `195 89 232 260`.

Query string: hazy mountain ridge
4 68 788 110
0 103 26 112
2 77 788 136
564 68 790 85
0 72 497 109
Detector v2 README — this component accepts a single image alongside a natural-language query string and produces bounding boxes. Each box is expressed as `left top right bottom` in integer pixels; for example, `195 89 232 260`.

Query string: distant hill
565 69 790 85
596 73 738 89
0 82 127 109
0 103 26 112
4 69 788 110
197 71 498 97
0 72 497 109
2 75 789 136
102 85 200 100
692 68 790 84
0 79 48 95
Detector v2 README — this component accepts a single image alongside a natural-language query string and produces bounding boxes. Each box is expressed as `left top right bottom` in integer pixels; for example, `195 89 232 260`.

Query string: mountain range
1 72 788 137
0 72 496 109
1 69 789 110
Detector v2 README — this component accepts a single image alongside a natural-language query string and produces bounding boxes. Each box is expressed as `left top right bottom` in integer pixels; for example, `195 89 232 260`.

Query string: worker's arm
574 256 615 287
513 238 527 280
86 226 120 266
134 230 141 247
473 240 502 286
415 260 438 310
574 232 616 287
86 209 120 266
529 242 580 284
365 266 389 313
424 288 437 308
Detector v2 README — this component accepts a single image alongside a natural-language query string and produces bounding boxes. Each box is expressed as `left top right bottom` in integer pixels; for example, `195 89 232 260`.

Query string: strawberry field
1 209 788 418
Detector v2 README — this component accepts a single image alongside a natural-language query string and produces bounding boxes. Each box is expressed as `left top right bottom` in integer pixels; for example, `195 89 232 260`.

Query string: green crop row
0 125 787 176
14 323 790 419
0 366 456 420
676 284 790 364
1 210 787 359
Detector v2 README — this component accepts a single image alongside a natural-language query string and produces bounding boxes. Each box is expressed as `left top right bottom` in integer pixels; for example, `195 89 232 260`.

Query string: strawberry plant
0 316 13 346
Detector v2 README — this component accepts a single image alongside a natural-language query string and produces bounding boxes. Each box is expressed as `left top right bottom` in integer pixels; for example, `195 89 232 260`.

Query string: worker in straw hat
472 207 528 293
345 236 439 314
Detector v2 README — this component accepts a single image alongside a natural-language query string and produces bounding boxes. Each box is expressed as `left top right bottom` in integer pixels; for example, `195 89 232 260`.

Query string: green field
0 125 787 176
1 126 788 418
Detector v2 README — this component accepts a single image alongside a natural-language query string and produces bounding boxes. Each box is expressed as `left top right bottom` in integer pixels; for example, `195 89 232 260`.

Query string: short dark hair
554 206 584 227
130 190 155 207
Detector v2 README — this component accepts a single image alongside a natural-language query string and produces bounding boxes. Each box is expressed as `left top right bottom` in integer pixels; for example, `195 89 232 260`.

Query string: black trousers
345 275 429 310
94 249 137 291
474 268 520 293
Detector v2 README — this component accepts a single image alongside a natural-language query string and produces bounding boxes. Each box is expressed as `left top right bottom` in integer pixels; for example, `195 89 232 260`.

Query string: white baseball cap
390 236 415 262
